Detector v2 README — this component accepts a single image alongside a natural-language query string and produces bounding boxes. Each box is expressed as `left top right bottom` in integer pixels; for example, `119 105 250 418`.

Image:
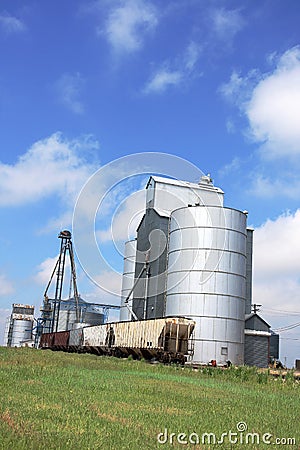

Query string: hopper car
40 316 195 364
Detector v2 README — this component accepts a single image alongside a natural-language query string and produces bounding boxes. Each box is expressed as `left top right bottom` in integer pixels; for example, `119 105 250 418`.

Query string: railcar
40 316 195 364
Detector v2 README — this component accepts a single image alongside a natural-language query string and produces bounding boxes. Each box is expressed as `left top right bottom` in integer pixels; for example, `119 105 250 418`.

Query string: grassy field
0 348 299 450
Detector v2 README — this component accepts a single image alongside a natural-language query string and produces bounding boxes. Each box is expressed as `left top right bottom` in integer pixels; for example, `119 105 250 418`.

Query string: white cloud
219 69 259 107
253 210 300 364
38 211 74 235
218 157 241 177
247 46 300 159
34 255 73 301
102 0 158 53
0 133 98 207
222 46 300 160
144 69 183 93
34 256 59 286
184 41 202 71
144 41 202 94
249 173 300 199
219 71 244 102
253 209 300 281
0 274 14 296
0 13 26 34
84 271 122 314
97 189 145 242
210 8 244 41
225 119 236 134
56 73 85 114
220 46 300 198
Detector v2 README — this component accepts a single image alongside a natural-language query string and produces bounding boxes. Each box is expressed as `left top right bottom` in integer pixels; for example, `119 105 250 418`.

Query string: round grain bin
120 239 137 321
11 319 33 347
165 205 247 365
57 303 77 331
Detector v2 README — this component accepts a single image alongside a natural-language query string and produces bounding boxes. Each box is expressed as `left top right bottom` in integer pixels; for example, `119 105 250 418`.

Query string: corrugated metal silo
10 319 33 347
120 239 137 321
165 205 247 365
56 303 77 331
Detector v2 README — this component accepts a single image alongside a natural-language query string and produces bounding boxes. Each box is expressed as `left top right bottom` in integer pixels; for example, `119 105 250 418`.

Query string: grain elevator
120 175 253 365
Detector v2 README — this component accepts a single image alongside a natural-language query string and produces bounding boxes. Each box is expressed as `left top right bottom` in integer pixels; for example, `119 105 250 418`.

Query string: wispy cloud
0 274 14 296
210 7 245 42
249 172 300 199
218 157 241 177
144 41 202 94
97 189 145 242
0 133 98 207
34 256 59 287
219 69 259 108
0 12 26 34
101 0 158 54
144 68 183 94
184 41 201 71
55 73 85 115
89 270 122 301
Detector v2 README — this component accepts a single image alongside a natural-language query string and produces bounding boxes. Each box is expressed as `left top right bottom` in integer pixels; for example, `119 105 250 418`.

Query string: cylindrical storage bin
120 239 137 321
10 319 33 347
57 307 77 332
165 205 247 365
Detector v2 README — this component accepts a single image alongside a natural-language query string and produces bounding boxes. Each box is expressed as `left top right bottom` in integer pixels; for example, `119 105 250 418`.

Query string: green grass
0 348 299 449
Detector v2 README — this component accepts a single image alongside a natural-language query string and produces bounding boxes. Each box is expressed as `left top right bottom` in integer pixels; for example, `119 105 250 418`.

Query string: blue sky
0 0 300 366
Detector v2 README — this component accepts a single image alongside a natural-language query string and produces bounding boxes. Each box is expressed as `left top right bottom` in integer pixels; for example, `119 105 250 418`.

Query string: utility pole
252 304 262 314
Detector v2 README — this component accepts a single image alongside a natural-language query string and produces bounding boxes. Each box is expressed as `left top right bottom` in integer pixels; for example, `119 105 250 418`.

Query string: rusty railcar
39 332 55 349
40 331 69 351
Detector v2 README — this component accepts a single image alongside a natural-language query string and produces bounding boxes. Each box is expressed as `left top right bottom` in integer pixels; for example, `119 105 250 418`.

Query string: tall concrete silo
165 205 247 365
120 239 137 321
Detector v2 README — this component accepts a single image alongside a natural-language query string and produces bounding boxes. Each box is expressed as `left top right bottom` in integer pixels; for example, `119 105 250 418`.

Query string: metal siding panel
244 335 269 368
270 333 279 359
